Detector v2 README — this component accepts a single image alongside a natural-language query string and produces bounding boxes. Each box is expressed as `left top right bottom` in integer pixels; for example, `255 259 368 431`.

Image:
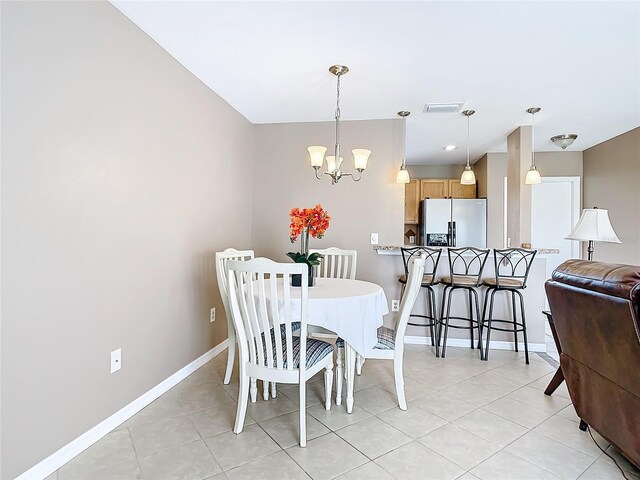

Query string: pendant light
460 110 476 185
395 111 411 184
525 107 542 185
308 65 371 185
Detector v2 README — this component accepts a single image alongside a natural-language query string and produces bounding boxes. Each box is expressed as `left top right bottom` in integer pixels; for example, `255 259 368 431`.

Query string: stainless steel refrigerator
420 198 487 248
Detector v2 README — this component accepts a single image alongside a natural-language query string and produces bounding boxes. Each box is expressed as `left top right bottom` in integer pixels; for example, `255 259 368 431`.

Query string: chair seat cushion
259 336 333 369
336 326 396 351
398 274 436 286
440 275 479 286
280 322 301 336
482 278 524 288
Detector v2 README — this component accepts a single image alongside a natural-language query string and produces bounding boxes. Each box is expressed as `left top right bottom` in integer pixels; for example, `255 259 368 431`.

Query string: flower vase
292 263 315 287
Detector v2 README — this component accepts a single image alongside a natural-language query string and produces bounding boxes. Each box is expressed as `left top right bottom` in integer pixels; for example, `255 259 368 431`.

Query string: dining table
274 277 389 413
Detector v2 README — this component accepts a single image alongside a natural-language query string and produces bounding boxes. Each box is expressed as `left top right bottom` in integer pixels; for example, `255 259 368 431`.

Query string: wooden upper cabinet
404 179 420 223
420 179 449 199
448 179 477 199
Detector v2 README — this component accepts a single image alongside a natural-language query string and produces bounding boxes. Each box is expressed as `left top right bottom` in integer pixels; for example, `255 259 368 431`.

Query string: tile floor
49 345 640 480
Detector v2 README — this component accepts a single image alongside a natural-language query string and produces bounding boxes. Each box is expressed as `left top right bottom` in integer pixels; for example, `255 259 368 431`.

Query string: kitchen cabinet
448 179 477 199
404 179 420 224
420 179 449 199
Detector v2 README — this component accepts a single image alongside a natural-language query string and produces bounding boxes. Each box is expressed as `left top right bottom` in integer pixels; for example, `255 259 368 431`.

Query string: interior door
532 178 581 284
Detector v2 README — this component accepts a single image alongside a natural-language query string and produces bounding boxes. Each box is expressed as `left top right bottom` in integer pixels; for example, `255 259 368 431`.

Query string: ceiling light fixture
395 111 411 184
308 65 370 185
551 134 578 150
525 107 542 185
460 110 476 185
443 145 457 151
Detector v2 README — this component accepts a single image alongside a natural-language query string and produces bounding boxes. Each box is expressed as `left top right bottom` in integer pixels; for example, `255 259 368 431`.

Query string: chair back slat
400 247 441 283
215 248 254 322
493 248 537 288
447 247 490 286
310 247 357 280
227 258 307 374
394 254 427 339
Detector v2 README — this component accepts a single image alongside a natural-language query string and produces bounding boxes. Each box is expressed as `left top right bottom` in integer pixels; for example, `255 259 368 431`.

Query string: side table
543 310 565 395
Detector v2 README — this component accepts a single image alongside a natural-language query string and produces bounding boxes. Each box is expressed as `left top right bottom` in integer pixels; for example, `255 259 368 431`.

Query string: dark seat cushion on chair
482 278 524 288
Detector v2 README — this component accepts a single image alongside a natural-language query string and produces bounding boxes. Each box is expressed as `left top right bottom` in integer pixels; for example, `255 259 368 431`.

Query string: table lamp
565 207 621 261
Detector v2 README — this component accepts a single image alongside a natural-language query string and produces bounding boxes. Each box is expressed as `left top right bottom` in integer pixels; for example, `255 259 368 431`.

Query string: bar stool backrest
447 247 490 287
401 247 441 285
493 248 537 288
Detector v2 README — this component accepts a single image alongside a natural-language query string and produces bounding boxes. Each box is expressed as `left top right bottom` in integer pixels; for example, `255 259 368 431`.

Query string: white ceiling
112 1 640 165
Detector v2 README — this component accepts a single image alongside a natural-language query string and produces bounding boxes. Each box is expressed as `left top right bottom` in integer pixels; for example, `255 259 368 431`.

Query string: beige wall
536 151 584 178
584 128 640 265
1 2 253 477
406 163 466 179
251 120 406 327
474 154 488 198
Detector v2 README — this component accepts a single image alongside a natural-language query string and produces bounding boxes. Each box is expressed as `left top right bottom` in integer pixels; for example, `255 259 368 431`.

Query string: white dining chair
215 248 254 385
308 247 365 374
335 254 426 410
310 247 357 280
226 258 334 447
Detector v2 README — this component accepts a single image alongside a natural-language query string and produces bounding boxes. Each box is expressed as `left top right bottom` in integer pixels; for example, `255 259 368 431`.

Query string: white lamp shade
460 166 476 185
395 167 410 184
326 155 343 173
525 167 541 185
352 149 371 170
307 146 327 168
566 208 621 243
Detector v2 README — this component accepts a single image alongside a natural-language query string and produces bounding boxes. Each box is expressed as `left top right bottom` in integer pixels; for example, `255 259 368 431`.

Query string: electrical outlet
370 233 379 245
391 299 400 312
210 307 216 323
110 348 121 374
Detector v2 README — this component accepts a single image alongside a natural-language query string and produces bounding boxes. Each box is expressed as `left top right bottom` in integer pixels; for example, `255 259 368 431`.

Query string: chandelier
308 65 371 184
460 110 476 185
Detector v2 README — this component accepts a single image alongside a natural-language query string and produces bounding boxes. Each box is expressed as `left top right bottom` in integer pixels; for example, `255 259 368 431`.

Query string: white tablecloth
273 278 389 356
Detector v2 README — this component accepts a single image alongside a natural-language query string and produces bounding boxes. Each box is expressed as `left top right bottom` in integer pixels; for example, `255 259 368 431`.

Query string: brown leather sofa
545 259 640 468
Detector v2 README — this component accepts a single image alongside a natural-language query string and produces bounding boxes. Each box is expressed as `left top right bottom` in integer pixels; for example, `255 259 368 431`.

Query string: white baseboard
404 335 546 352
16 339 229 480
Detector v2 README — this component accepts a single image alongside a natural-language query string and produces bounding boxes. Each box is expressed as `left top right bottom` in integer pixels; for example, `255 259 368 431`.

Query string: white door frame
538 176 582 259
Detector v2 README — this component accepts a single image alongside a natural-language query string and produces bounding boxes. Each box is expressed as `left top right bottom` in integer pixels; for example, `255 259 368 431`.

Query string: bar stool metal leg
483 288 497 361
516 289 529 364
511 291 519 353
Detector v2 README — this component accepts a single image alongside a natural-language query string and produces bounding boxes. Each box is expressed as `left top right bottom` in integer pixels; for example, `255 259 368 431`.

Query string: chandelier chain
334 73 341 160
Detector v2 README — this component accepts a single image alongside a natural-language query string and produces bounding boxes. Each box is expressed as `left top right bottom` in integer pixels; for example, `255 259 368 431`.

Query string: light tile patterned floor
51 345 640 480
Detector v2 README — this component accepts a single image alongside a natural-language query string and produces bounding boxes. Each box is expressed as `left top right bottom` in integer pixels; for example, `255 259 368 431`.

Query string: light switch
370 233 379 245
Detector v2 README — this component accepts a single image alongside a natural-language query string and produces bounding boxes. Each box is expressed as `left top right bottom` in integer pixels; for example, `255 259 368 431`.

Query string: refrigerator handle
452 221 457 247
447 221 453 247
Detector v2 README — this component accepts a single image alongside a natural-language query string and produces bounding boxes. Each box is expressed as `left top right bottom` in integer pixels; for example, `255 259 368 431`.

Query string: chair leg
394 351 407 410
484 289 497 361
429 288 440 357
468 289 475 349
426 288 435 347
356 354 364 376
224 320 236 384
442 287 454 358
299 380 307 447
250 378 257 403
336 347 344 406
234 367 249 434
471 288 483 359
511 291 519 353
271 382 277 398
324 361 334 411
263 381 269 401
516 290 529 364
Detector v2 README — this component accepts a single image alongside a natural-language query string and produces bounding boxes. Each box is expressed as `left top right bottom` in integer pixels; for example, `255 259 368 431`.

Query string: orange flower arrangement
287 204 330 266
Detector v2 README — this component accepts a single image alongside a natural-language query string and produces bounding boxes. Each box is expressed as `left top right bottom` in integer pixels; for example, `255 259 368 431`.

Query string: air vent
423 103 464 113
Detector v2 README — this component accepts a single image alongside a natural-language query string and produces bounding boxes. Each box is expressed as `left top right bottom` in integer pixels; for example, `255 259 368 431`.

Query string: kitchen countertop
374 245 561 255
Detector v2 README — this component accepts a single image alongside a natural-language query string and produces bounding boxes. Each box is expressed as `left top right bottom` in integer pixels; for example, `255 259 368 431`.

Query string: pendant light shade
395 111 411 184
460 110 476 185
525 107 542 185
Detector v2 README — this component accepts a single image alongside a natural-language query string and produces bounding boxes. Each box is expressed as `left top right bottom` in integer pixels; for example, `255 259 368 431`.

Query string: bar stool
480 248 537 364
437 247 489 358
399 247 442 357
